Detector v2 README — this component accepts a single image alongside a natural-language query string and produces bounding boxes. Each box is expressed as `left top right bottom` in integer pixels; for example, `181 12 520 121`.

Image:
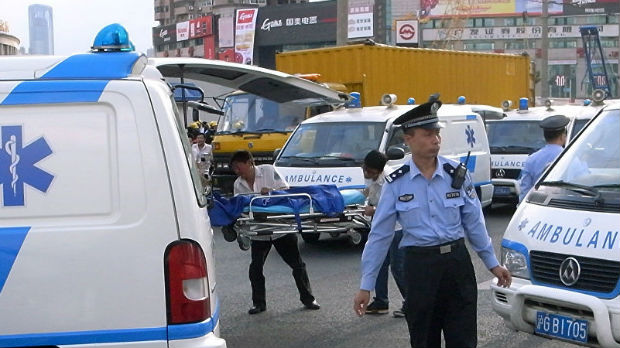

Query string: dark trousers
249 233 315 307
404 239 478 348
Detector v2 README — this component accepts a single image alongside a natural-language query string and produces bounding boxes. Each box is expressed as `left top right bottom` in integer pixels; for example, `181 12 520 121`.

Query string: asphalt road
214 204 579 348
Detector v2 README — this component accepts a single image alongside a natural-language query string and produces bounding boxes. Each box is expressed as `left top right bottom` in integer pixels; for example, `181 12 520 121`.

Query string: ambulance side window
170 95 207 207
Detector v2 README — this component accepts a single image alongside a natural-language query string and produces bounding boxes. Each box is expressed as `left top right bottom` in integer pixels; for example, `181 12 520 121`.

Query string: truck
275 43 534 108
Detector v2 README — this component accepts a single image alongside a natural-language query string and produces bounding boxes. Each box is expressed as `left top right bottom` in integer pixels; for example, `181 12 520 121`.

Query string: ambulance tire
301 232 321 243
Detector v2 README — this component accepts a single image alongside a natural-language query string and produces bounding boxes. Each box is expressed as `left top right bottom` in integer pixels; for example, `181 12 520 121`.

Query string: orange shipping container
276 43 534 107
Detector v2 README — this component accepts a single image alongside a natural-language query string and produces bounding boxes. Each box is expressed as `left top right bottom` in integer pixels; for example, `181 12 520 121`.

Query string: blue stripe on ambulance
0 300 221 346
0 227 30 293
1 52 141 105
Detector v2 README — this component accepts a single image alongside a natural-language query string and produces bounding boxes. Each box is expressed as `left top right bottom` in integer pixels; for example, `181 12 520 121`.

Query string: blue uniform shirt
360 156 500 291
518 144 563 202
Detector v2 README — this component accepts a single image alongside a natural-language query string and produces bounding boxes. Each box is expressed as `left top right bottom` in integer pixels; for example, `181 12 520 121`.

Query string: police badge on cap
393 100 443 130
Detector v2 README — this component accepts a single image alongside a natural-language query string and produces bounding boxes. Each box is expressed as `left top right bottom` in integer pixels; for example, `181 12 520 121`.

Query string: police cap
393 100 443 130
540 115 569 131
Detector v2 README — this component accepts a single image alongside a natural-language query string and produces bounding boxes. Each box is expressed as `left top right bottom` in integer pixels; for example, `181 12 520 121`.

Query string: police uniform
518 115 569 202
360 100 500 348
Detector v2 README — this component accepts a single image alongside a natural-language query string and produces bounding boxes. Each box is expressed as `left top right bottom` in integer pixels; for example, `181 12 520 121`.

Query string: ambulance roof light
457 96 466 105
583 99 592 106
518 97 529 112
407 97 415 105
91 23 135 52
346 92 361 108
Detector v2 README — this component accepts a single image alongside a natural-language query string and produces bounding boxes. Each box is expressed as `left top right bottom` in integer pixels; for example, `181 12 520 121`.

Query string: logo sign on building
396 20 418 44
235 8 258 64
153 23 177 46
177 21 190 41
347 4 373 39
564 0 620 15
190 16 213 39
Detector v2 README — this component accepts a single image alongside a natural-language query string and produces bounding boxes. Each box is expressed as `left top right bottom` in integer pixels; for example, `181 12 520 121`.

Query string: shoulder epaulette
385 165 410 183
443 163 455 178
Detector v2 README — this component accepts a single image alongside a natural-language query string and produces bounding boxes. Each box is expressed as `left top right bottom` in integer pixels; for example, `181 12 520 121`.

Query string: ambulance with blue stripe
273 94 496 243
0 24 343 348
491 102 620 347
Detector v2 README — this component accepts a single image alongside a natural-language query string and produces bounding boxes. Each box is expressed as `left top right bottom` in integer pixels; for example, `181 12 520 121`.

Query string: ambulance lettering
524 220 619 250
0 125 54 206
285 173 353 185
491 160 525 168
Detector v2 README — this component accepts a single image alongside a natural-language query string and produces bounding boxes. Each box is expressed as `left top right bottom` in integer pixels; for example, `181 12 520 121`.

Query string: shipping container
276 43 535 108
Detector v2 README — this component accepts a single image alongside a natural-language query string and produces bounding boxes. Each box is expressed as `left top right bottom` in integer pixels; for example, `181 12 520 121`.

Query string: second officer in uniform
353 99 511 348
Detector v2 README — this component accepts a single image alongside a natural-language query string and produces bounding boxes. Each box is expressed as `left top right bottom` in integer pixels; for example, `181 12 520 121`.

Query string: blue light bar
346 92 361 108
583 99 592 106
92 23 134 52
519 97 529 111
407 97 415 105
457 96 466 104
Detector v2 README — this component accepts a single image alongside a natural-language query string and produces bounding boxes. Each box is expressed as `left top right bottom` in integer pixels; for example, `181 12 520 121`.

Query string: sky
0 0 156 55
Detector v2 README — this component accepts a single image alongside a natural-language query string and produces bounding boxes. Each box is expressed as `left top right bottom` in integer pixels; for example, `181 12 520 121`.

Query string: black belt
405 238 464 255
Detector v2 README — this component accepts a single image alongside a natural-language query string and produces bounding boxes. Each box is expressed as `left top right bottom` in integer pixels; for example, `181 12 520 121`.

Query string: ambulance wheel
301 232 321 243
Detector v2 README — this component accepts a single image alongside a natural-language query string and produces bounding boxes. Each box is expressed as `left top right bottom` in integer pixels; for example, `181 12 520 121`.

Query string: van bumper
169 322 226 348
477 183 493 208
491 178 519 203
491 278 620 348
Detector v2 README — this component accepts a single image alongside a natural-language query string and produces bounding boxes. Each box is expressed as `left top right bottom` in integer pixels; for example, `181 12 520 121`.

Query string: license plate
494 186 511 195
535 312 588 343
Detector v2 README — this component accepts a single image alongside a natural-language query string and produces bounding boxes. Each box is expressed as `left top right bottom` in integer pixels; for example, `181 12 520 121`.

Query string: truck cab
490 102 620 348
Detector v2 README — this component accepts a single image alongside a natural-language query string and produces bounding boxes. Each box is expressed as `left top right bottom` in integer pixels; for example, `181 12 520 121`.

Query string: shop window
549 39 577 48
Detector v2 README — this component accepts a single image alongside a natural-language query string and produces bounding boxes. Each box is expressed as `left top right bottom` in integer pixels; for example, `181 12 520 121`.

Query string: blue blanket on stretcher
209 185 355 227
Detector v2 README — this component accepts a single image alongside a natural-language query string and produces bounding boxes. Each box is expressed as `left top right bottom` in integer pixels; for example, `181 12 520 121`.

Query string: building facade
152 0 619 99
28 4 54 55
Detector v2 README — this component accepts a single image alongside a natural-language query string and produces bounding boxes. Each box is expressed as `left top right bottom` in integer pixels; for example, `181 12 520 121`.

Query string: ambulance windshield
276 121 386 167
541 108 620 194
218 93 307 134
487 121 545 154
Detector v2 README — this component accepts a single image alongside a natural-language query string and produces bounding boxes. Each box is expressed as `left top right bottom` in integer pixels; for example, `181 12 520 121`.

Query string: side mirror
386 146 405 160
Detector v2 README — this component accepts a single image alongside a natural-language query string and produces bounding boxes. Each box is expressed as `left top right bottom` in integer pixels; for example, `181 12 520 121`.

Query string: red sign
237 10 256 24
190 16 213 38
204 36 215 59
399 24 415 41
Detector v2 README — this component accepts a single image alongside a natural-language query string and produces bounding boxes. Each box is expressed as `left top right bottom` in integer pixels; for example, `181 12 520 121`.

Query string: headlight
501 247 529 279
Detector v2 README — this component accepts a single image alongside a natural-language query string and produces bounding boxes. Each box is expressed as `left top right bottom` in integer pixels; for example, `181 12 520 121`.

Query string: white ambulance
490 102 620 347
274 95 494 211
0 24 344 348
487 99 605 205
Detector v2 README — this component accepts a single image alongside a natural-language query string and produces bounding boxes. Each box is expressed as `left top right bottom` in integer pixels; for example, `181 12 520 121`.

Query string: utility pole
337 0 349 46
540 0 549 98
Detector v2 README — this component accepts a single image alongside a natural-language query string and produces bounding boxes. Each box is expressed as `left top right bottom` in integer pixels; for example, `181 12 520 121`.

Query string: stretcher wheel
301 232 320 243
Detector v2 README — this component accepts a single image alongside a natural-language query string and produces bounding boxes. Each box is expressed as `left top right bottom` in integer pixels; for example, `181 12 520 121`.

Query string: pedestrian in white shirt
191 133 212 179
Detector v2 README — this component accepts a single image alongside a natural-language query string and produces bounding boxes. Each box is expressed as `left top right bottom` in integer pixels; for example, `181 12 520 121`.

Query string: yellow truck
276 43 535 107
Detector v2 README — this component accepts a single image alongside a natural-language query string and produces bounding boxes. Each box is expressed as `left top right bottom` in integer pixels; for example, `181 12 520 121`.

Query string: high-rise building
0 20 20 55
29 4 54 55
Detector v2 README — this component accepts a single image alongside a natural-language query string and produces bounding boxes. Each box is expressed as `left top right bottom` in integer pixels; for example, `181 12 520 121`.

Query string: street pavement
214 204 579 348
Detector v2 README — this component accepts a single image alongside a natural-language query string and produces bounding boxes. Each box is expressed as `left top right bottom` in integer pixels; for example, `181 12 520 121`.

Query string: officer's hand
363 206 375 216
353 290 370 317
491 265 512 288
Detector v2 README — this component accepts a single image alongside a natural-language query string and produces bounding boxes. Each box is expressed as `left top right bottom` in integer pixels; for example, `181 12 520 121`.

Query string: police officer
353 100 511 348
518 114 570 202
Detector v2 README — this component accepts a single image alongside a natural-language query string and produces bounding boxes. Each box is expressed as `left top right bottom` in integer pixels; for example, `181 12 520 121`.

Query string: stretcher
210 185 371 246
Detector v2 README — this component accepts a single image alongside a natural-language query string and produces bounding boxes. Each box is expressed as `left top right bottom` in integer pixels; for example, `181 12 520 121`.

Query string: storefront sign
424 24 619 41
177 21 190 42
153 23 177 46
235 8 258 64
190 16 213 38
348 4 373 39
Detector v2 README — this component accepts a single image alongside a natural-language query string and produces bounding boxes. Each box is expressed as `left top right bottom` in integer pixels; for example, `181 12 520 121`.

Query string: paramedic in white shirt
230 150 320 315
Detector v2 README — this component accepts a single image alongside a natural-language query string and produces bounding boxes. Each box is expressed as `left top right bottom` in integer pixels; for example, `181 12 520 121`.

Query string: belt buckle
439 244 451 254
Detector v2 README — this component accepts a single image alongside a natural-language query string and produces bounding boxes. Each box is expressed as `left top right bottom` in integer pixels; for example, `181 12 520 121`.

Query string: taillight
164 240 210 324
